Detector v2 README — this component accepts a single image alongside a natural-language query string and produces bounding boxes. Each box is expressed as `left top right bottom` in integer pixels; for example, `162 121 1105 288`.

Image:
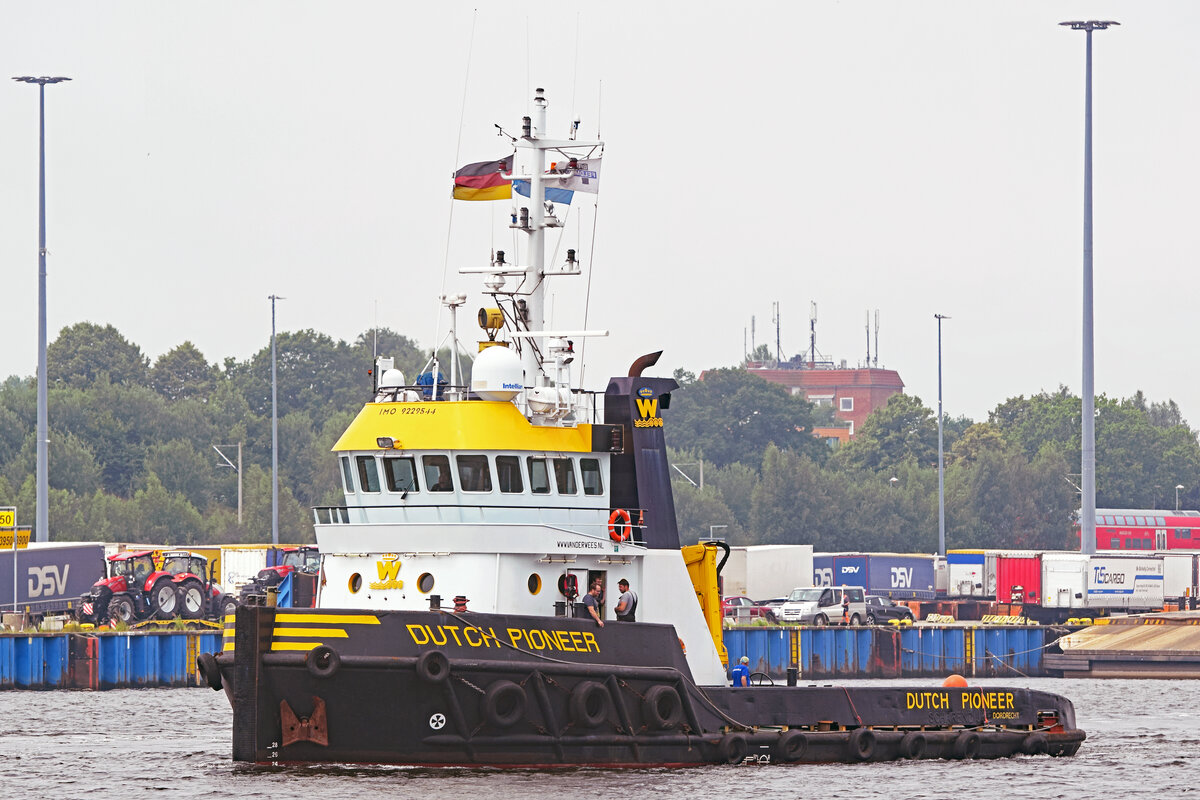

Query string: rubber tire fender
306 645 341 679
774 729 808 762
848 728 877 761
415 650 450 685
642 684 683 730
569 680 610 728
954 730 981 759
899 731 927 759
196 651 223 691
482 680 526 729
1021 732 1049 756
717 733 748 765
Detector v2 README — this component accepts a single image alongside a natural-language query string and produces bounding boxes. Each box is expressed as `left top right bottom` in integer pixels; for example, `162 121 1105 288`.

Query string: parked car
779 585 866 625
756 597 788 616
722 595 777 623
865 594 915 625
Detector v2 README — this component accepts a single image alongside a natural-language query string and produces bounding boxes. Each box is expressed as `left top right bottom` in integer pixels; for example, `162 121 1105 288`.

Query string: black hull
209 606 1085 766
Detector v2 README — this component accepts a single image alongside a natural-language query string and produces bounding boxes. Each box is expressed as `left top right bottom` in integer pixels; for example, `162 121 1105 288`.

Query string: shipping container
946 550 998 597
813 553 937 600
1039 552 1164 612
1086 554 1163 610
995 552 1041 604
721 545 813 600
1161 552 1197 603
0 542 106 616
220 547 271 594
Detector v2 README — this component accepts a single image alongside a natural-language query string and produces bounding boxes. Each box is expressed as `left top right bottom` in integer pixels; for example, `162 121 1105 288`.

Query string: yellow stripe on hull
270 641 324 651
275 613 381 625
273 627 349 638
332 400 593 453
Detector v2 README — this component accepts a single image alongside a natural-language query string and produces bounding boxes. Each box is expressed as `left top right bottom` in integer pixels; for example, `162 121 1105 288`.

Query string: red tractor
78 550 179 624
78 549 235 625
237 546 321 607
160 550 236 620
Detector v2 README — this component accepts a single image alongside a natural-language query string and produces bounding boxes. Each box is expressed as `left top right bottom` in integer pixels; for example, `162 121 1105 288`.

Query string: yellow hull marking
276 613 380 625
273 627 349 638
270 641 324 651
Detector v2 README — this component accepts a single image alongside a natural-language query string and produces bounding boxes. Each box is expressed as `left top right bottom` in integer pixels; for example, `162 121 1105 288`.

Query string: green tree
150 341 217 401
666 368 824 468
836 393 938 473
48 322 150 386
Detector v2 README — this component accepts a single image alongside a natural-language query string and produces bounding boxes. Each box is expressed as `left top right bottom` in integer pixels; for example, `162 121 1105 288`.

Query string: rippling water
0 678 1190 800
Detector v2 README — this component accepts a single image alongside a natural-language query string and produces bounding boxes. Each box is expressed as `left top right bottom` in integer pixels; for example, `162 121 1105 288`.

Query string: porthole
417 572 435 593
528 573 542 595
349 573 362 593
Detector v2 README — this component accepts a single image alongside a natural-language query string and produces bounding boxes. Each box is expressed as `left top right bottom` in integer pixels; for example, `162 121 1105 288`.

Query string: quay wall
724 625 1056 679
0 631 222 690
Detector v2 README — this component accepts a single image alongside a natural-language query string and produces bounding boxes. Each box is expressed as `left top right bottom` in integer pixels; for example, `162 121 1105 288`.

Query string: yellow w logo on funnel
635 397 658 418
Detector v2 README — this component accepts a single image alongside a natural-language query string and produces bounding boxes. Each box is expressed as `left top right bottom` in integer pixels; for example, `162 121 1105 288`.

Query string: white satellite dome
378 368 406 389
471 345 524 401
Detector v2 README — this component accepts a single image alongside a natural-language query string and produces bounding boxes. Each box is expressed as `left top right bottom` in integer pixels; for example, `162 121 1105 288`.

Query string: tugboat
203 89 1086 766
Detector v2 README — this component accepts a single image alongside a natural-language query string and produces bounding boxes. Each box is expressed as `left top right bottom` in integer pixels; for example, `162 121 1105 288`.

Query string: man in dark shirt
615 578 638 622
582 581 604 627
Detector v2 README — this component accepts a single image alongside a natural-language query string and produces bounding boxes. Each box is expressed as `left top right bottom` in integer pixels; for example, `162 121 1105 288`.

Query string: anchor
281 696 329 747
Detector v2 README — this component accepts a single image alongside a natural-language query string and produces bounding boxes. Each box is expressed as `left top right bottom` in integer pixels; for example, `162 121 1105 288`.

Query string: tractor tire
178 580 205 620
151 579 179 619
218 594 239 622
108 594 136 625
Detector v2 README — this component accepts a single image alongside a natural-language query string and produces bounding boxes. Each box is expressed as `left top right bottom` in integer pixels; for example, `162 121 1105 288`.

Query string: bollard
787 667 798 686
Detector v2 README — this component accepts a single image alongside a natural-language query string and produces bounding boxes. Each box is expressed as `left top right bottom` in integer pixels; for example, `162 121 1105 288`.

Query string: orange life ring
608 509 632 542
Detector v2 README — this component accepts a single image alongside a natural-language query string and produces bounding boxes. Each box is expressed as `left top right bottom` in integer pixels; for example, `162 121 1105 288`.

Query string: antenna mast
874 309 880 367
808 302 817 367
772 301 782 364
865 309 870 366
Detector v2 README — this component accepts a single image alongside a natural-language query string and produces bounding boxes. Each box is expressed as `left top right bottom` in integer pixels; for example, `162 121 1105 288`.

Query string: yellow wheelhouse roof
332 400 594 453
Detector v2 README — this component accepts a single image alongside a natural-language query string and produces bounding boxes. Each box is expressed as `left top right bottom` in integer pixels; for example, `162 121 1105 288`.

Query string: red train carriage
1077 508 1200 551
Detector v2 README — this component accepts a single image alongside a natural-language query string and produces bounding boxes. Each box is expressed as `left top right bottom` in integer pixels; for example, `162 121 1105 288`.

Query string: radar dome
378 369 406 389
471 345 524 401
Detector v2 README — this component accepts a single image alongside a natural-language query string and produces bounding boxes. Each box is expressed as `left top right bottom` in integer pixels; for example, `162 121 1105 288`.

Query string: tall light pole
935 313 950 556
269 295 285 546
1177 484 1184 512
1061 20 1118 555
13 76 71 543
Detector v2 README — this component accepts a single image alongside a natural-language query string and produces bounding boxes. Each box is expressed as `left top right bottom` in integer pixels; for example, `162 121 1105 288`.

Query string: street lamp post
269 295 285 546
1177 484 1185 512
935 313 950 556
13 76 71 543
1061 20 1118 556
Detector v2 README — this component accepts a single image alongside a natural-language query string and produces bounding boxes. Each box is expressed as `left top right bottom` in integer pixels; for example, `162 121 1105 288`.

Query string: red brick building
746 365 905 437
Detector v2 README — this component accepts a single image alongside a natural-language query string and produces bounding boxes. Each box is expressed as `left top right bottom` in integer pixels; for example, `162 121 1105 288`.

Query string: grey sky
1 2 1194 427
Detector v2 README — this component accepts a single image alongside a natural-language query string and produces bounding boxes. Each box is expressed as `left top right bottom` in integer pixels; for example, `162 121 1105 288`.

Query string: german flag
453 155 514 201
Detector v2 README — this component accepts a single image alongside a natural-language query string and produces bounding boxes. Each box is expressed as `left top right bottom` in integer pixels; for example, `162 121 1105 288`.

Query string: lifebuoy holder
609 509 632 542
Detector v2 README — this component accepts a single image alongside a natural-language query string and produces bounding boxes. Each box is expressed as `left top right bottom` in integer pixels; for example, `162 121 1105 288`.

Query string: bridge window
496 456 523 493
580 458 603 496
340 456 355 493
423 455 454 492
527 458 551 494
383 456 419 493
553 458 577 495
456 455 493 492
356 456 381 493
